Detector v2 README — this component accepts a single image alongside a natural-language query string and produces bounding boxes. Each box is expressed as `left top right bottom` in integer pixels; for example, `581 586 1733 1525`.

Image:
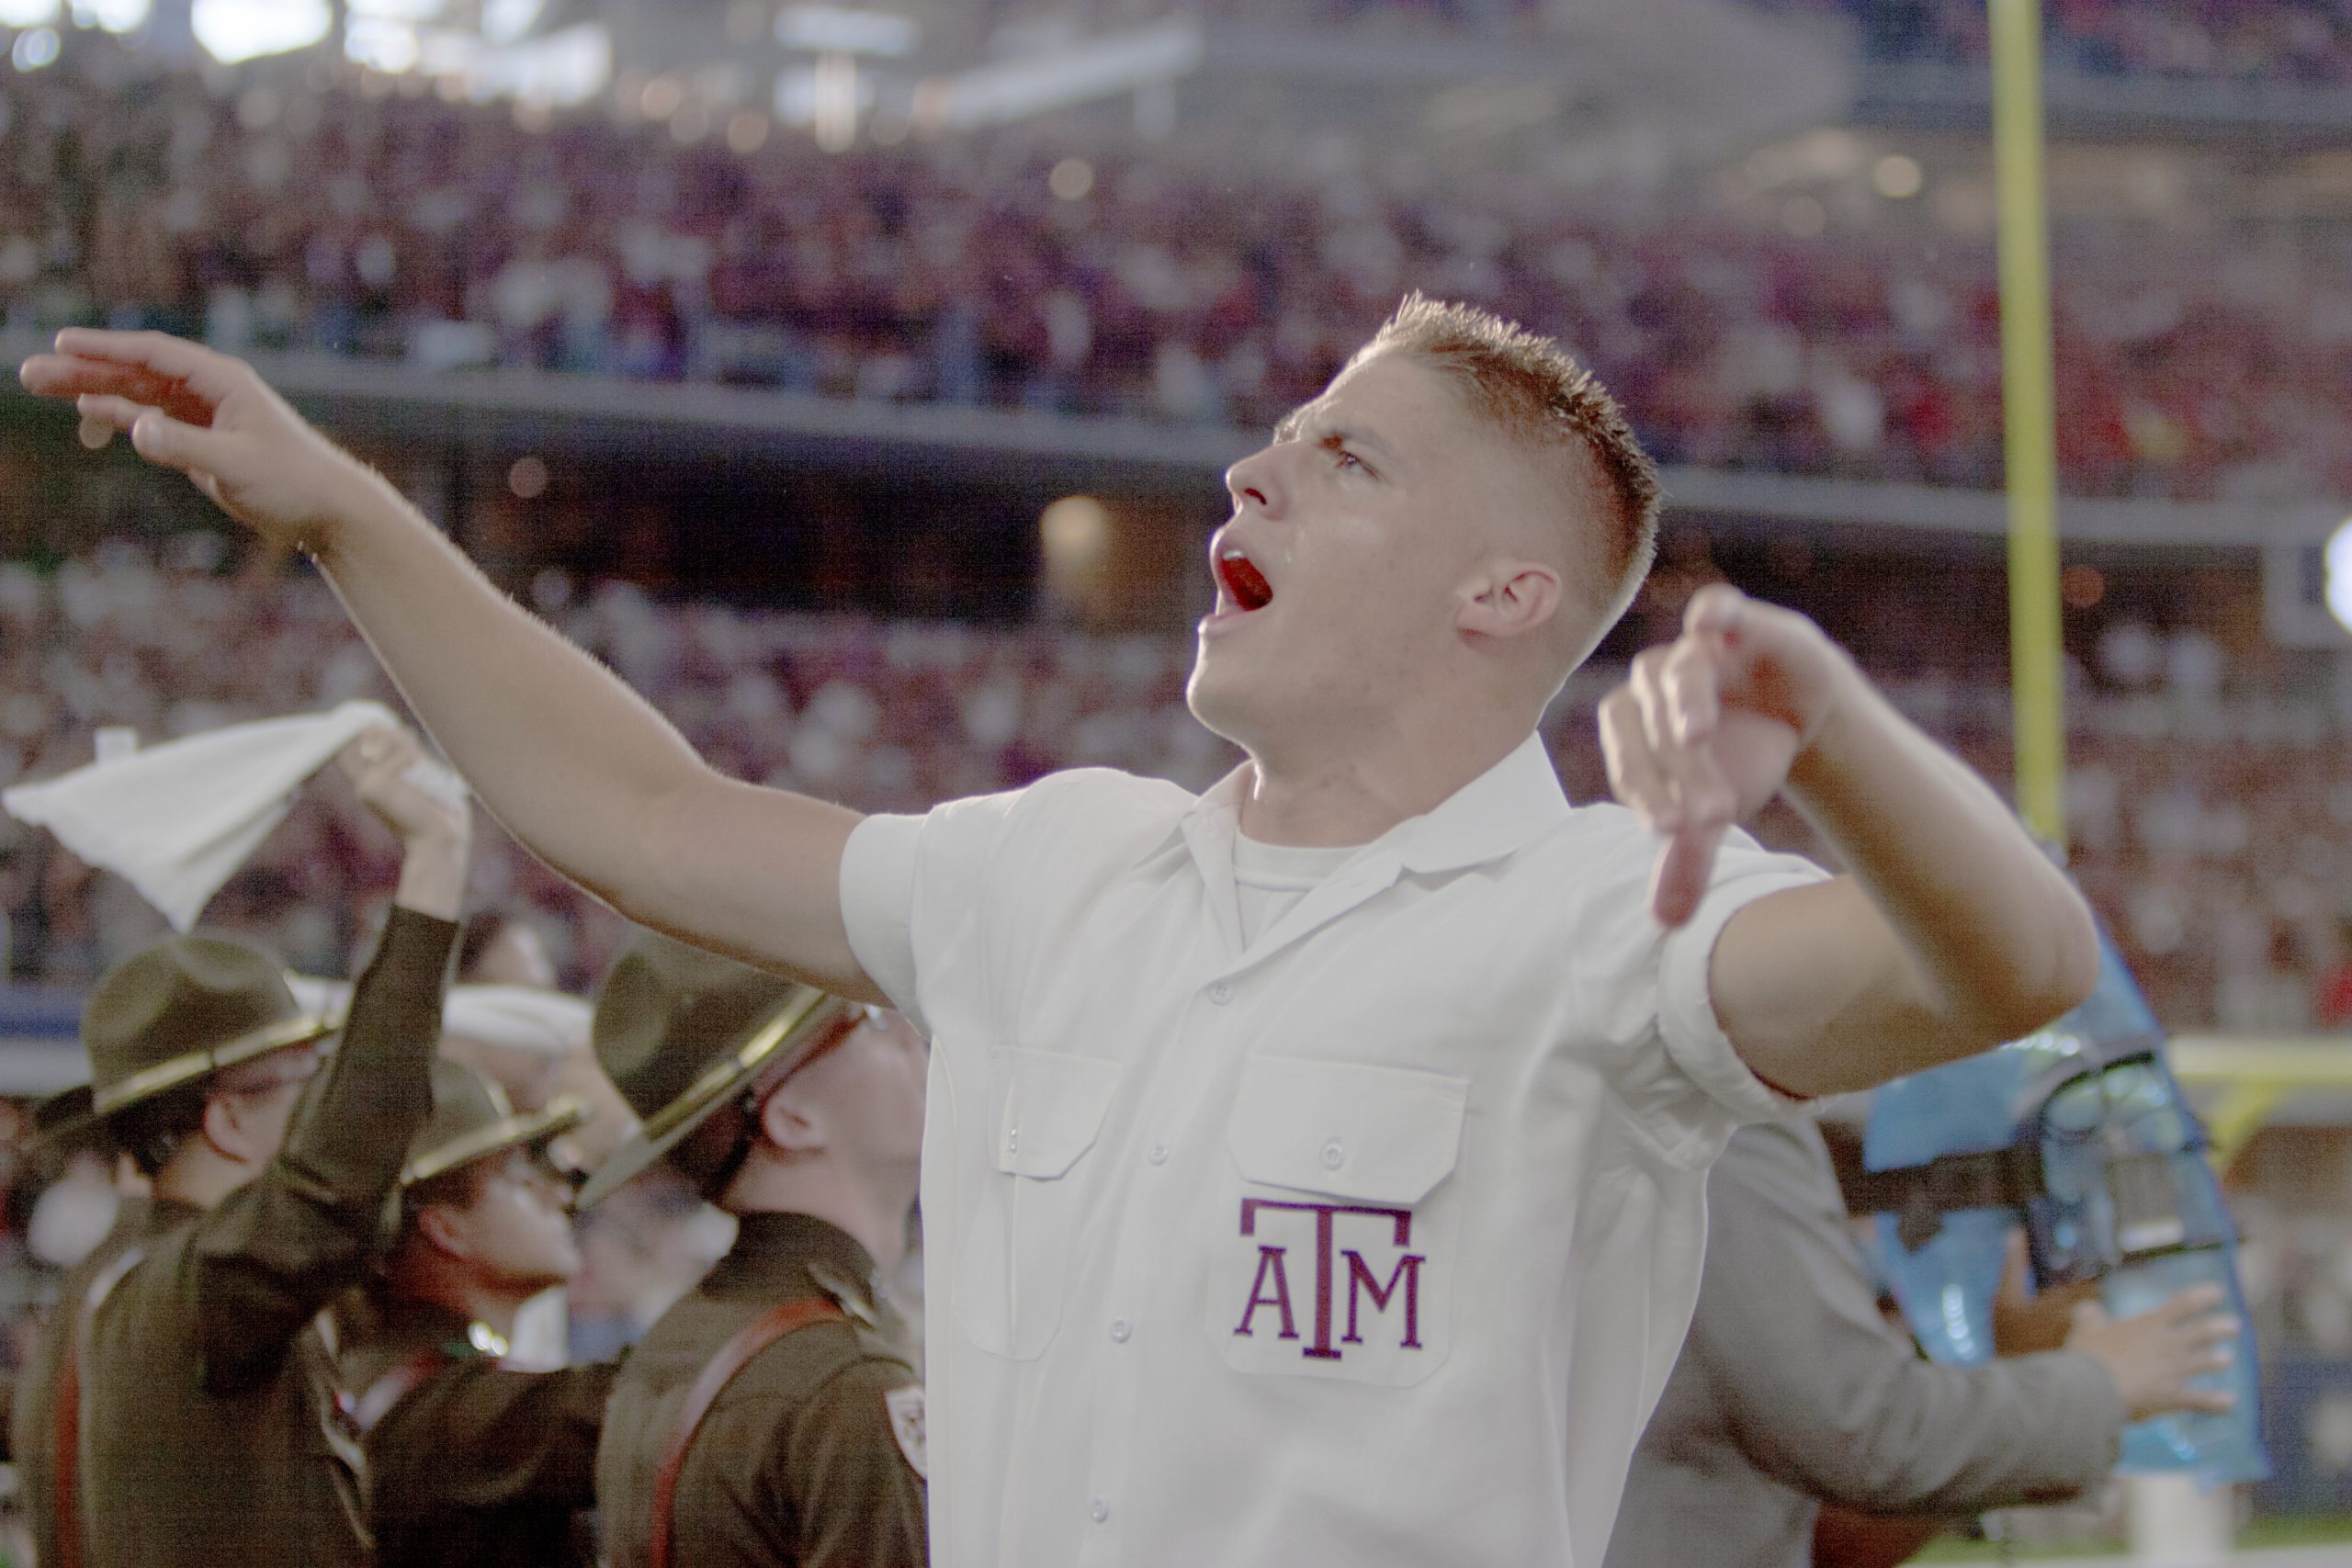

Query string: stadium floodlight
481 0 543 44
74 0 152 32
0 0 60 28
2324 519 2352 637
191 0 329 64
775 6 919 58
9 25 57 66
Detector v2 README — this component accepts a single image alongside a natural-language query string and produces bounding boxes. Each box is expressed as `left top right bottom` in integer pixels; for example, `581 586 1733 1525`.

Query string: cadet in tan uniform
334 1057 616 1568
72 727 469 1568
578 935 929 1568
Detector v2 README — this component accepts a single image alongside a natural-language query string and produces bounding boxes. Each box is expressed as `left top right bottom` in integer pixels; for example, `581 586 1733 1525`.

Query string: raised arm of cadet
193 726 469 1389
1601 586 2100 1096
23 333 874 999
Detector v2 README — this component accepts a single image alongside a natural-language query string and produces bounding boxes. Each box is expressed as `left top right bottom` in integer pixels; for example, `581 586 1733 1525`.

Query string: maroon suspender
51 1331 85 1568
648 1297 847 1568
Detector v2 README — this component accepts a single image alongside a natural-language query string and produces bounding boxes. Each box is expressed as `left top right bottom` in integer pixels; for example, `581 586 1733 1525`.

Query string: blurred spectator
4 38 2351 502
1762 0 2352 85
5 534 2352 1039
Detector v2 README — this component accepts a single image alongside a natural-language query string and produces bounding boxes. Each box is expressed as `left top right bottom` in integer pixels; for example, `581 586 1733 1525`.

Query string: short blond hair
1354 293 1660 619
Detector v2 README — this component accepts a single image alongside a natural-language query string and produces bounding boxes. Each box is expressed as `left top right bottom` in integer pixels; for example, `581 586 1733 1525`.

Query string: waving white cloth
2 699 464 931
440 985 593 1056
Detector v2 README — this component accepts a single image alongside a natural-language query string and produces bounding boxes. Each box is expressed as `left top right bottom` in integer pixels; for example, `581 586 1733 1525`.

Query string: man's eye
1331 447 1363 471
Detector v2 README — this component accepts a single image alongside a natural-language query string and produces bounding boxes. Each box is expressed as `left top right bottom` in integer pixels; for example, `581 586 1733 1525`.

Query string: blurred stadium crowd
2 39 2347 504
0 535 2344 1040
1769 0 2352 82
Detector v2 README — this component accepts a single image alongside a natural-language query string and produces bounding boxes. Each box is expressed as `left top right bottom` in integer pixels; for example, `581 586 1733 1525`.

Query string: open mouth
1216 547 1274 612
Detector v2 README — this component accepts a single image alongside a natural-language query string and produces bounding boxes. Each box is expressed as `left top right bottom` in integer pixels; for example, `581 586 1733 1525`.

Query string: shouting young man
24 298 2098 1566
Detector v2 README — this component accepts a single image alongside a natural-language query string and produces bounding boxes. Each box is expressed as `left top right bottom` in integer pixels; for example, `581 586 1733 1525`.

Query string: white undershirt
1230 833 1363 947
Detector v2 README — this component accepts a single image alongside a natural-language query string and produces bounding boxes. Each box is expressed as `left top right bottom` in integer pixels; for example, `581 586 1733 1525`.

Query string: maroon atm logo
1232 1198 1424 1360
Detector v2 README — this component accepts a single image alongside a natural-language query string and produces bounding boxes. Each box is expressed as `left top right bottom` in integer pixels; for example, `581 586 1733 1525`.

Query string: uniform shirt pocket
1213 1055 1467 1387
954 1047 1122 1359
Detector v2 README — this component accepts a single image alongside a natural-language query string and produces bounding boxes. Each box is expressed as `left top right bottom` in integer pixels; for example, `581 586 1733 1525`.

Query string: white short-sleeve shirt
841 732 1826 1568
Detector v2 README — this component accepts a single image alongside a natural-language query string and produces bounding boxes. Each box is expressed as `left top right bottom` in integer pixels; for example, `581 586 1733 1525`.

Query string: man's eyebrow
1321 423 1400 466
1272 408 1399 468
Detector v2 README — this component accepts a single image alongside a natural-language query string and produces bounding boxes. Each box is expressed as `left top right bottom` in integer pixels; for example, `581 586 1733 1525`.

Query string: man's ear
756 1083 825 1158
1456 561 1563 642
199 1092 255 1167
414 1202 470 1260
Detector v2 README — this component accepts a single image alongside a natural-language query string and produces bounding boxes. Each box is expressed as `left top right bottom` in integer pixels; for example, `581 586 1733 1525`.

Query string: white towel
2 699 465 931
441 985 593 1056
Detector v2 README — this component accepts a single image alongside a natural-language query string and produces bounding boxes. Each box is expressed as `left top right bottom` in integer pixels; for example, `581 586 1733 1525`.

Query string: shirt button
1147 1143 1170 1166
1110 1317 1132 1343
1090 1500 1111 1524
1207 980 1233 1005
1321 1139 1346 1171
1006 1128 1020 1154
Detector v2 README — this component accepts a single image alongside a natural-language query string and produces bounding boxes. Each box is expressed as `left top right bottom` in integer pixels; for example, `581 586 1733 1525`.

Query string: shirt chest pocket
952 1046 1123 1360
1215 1055 1468 1386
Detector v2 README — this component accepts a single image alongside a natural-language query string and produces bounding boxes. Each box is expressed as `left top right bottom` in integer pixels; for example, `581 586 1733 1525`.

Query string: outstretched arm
21 332 877 999
1600 584 2098 1096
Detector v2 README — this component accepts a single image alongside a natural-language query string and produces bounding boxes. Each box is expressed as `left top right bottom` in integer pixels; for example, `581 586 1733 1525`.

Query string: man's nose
1225 446 1283 516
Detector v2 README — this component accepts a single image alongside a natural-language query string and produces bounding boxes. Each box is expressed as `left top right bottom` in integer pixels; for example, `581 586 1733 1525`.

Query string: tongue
1224 556 1272 612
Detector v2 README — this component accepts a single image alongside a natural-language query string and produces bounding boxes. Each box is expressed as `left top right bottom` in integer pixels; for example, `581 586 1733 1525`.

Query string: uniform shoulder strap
52 1245 146 1568
650 1295 848 1568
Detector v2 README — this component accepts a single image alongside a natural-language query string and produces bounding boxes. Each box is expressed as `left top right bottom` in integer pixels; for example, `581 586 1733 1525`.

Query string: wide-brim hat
401 1058 587 1188
84 931 337 1119
572 933 860 1210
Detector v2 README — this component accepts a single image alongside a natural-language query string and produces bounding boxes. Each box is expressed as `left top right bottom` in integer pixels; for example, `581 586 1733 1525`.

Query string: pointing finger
51 329 247 404
1650 820 1725 929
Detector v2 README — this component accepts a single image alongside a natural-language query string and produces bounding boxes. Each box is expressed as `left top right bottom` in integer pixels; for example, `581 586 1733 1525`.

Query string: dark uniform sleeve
369 1359 617 1524
191 908 456 1391
776 1355 929 1568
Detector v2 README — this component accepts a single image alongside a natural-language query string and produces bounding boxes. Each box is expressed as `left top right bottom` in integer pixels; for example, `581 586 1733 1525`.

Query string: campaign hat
401 1057 585 1188
572 933 859 1210
83 931 336 1118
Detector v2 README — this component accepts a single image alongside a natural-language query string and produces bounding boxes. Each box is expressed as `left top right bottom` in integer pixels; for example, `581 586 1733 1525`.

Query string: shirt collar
1138 730 1570 878
712 1210 882 1304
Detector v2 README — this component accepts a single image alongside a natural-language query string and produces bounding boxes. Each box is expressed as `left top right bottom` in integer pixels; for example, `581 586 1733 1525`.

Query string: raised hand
1598 583 1854 927
336 725 471 924
18 330 382 553
337 725 469 849
2065 1283 2240 1423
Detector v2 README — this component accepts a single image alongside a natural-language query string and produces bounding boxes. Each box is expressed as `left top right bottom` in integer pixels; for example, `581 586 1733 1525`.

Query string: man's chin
1183 669 1255 750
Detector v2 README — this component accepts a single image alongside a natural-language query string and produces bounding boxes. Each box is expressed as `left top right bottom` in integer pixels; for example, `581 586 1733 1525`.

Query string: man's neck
392 1269 534 1340
151 1153 247 1213
726 1167 913 1278
1238 721 1527 847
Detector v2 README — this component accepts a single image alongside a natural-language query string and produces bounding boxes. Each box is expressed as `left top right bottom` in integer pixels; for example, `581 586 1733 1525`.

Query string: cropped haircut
1355 292 1661 618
